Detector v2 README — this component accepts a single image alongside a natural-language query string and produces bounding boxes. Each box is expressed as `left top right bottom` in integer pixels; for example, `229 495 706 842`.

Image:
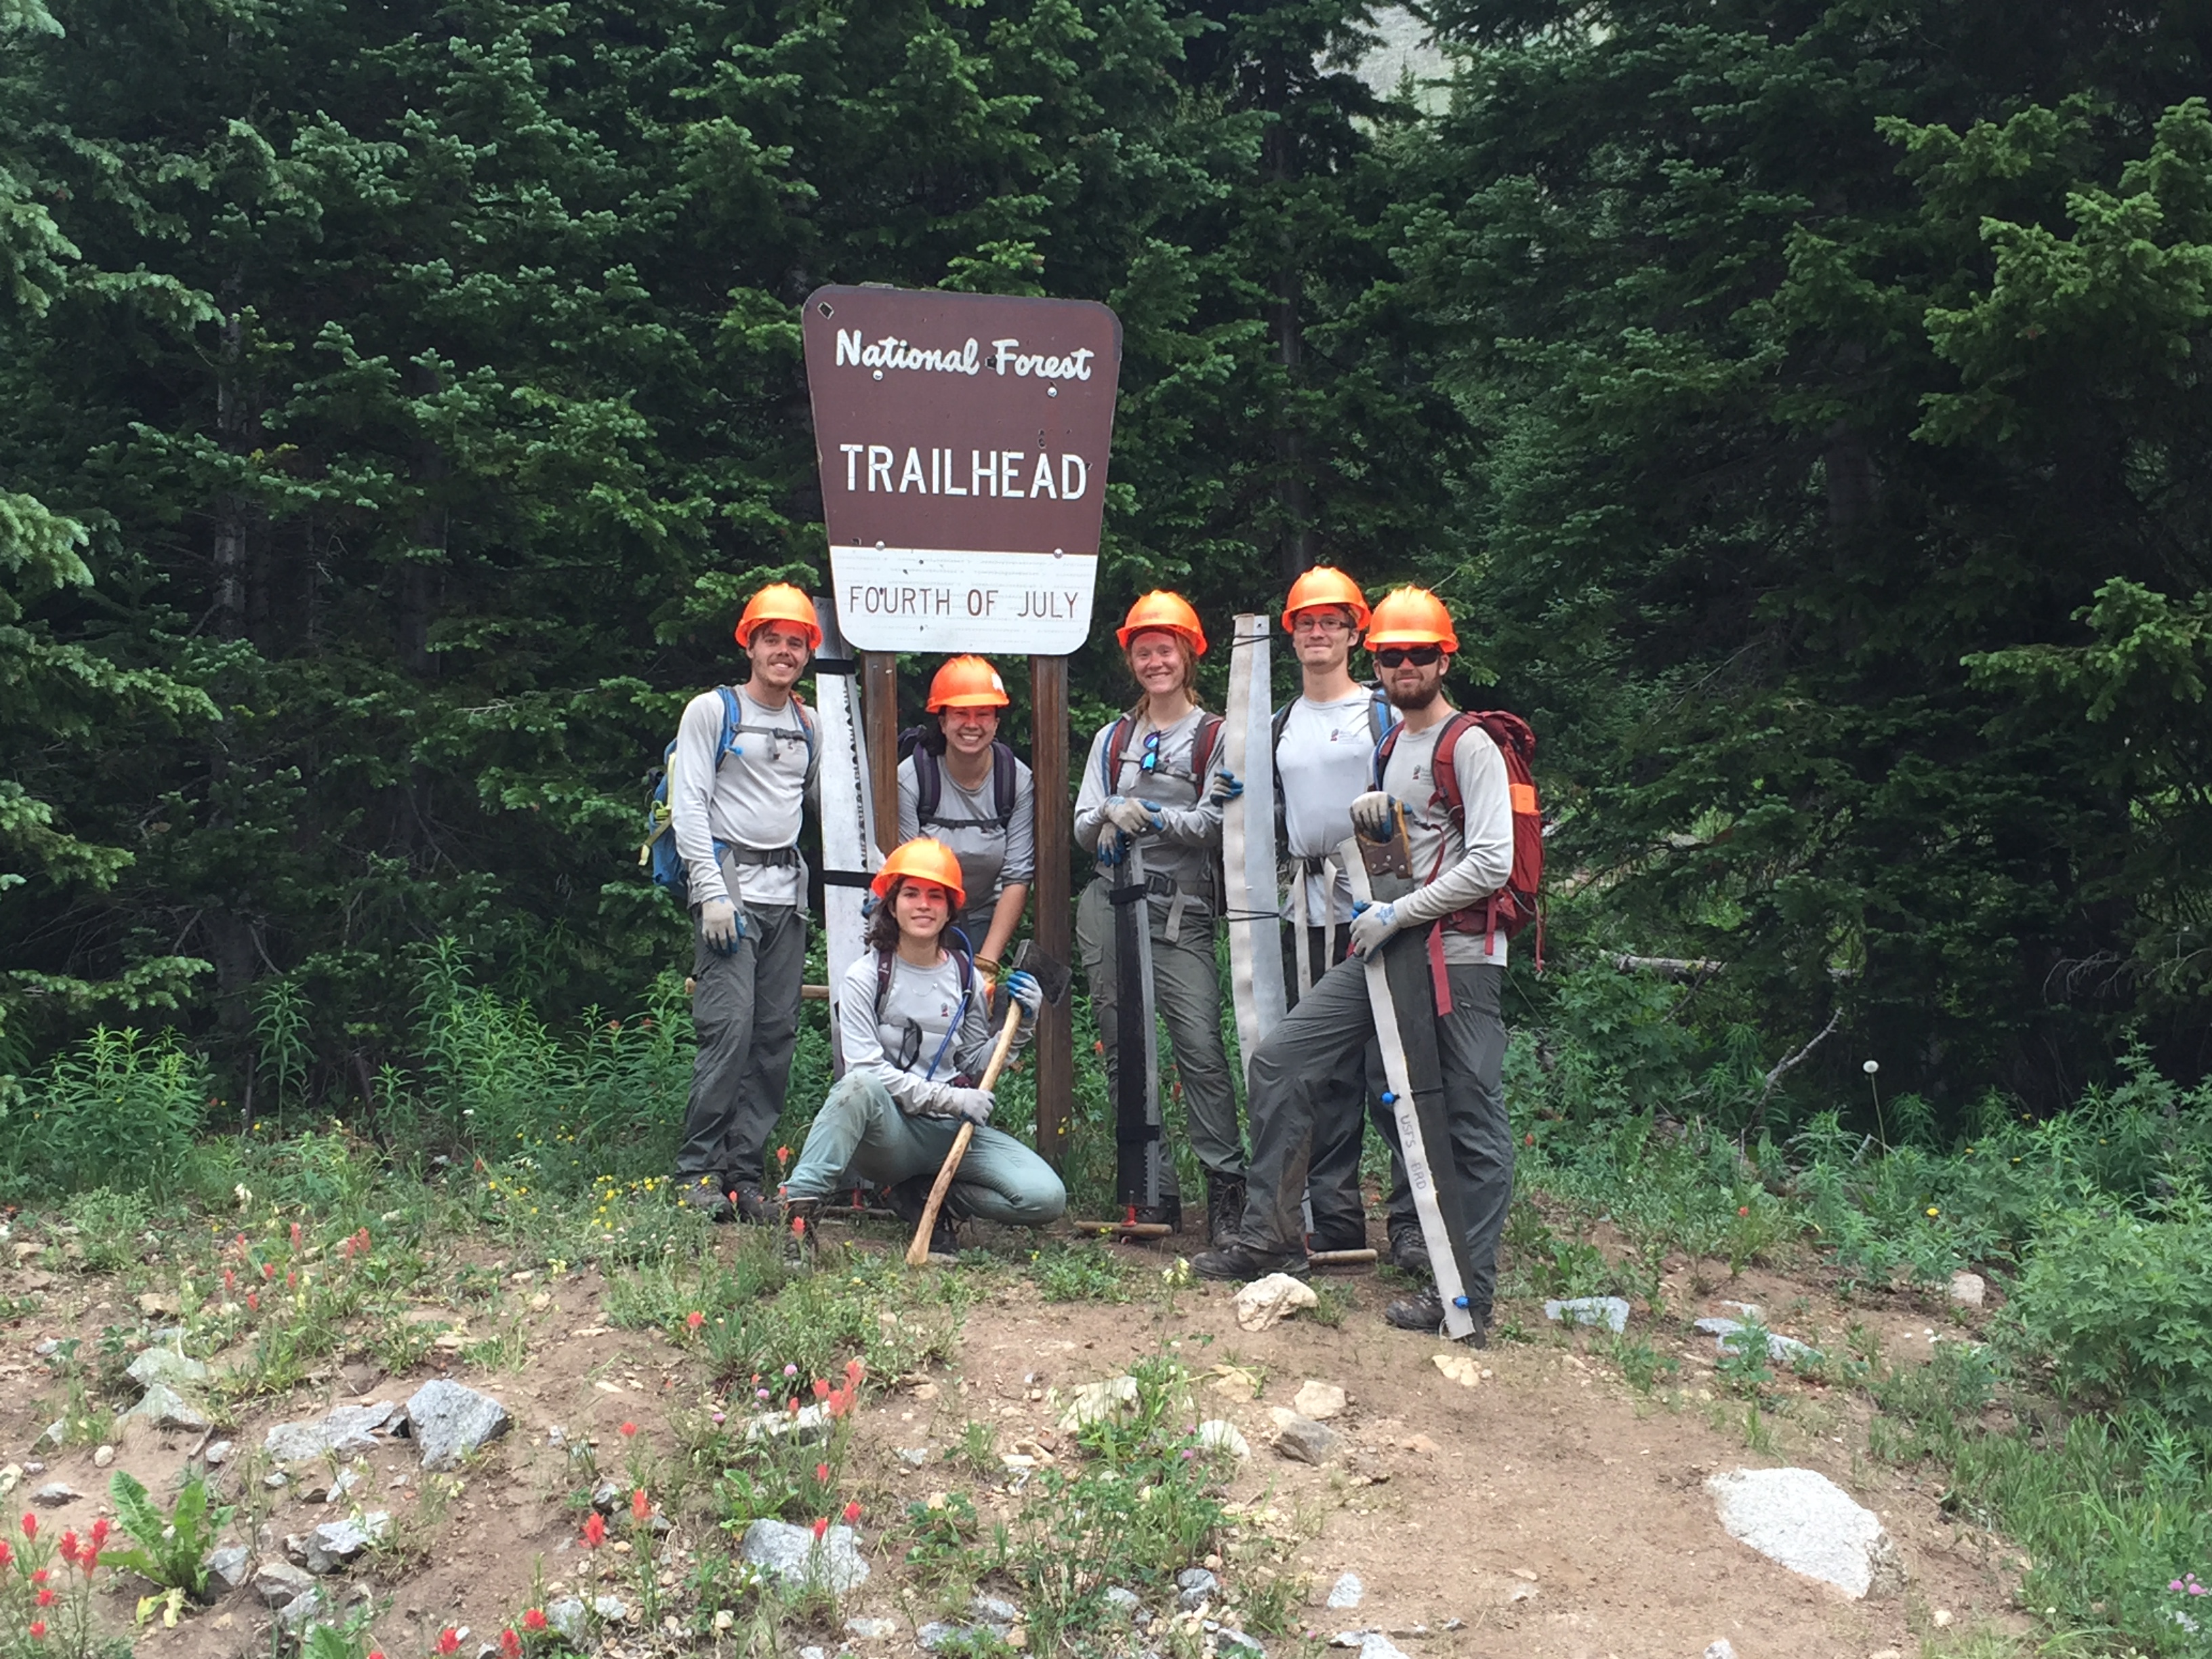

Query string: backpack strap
1101 713 1136 794
713 686 741 768
913 745 943 825
990 741 1017 829
1191 712 1224 785
1369 686 1396 746
874 948 894 1021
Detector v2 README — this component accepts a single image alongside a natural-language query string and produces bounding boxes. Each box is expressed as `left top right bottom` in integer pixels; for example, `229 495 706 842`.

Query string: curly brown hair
864 876 951 955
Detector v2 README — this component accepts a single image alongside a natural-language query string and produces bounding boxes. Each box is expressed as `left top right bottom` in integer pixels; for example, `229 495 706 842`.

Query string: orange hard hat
1282 566 1371 632
871 837 967 912
734 583 823 650
1364 586 1458 653
927 655 1010 712
1116 590 1207 656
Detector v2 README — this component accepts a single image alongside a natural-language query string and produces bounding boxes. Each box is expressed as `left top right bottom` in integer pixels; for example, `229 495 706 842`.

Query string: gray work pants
784 1071 1066 1226
1285 924 1403 1250
1076 879 1245 1196
677 901 807 1189
1243 951 1512 1317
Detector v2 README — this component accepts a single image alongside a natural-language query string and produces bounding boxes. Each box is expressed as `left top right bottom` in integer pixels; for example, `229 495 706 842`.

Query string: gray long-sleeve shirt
669 686 819 909
1379 714 1515 966
896 750 1037 916
1072 707 1224 905
836 948 1026 1118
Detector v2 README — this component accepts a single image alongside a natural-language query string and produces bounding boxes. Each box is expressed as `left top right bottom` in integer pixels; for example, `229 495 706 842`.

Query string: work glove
1102 796 1160 836
1349 791 1398 838
947 1086 996 1126
1348 899 1401 958
699 897 745 955
1210 768 1245 806
1003 969 1044 1023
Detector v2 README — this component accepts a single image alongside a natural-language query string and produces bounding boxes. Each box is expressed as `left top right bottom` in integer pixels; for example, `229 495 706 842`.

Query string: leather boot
1204 1172 1247 1247
883 1176 960 1261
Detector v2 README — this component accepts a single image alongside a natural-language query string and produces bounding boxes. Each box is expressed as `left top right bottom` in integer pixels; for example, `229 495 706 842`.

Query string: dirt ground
0 1217 2030 1659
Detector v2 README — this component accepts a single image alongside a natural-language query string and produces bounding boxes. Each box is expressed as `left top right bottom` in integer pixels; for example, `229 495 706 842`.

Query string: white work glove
1348 899 1401 957
699 897 744 955
1003 970 1044 1023
1349 792 1397 838
1102 796 1160 836
946 1086 996 1126
1209 768 1244 806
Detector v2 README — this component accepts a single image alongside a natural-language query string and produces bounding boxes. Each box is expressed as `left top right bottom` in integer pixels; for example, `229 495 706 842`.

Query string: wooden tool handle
905 1000 1024 1267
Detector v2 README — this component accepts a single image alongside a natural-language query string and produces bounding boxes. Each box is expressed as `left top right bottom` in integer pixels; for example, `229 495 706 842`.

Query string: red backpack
1373 710 1544 970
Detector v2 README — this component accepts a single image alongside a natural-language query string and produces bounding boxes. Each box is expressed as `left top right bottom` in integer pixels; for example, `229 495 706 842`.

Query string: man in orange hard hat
672 581 823 1223
1269 567 1405 1261
1197 586 1517 1345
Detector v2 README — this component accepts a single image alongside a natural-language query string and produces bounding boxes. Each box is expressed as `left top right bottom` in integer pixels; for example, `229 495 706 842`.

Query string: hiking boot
727 1181 771 1225
1383 1284 1488 1345
882 1176 960 1262
1387 1227 1431 1275
678 1176 735 1223
1132 1196 1182 1234
1190 1237 1310 1282
1204 1172 1247 1247
781 1197 823 1269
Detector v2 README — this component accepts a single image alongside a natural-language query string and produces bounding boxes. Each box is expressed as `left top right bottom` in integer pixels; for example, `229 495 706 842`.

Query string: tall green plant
3 1027 207 1195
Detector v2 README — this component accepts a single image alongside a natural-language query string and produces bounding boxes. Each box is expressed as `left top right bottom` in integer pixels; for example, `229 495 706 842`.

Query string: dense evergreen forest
5 0 2209 1128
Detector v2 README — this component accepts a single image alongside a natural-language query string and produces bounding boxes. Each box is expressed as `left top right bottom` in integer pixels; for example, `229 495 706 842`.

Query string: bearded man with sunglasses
1195 586 1517 1345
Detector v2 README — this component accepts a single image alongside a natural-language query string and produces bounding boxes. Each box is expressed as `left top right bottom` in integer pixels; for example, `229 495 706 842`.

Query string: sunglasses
1140 731 1162 773
1374 644 1445 669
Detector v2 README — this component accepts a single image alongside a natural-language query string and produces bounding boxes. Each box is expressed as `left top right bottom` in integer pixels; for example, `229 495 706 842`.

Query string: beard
1387 678 1441 712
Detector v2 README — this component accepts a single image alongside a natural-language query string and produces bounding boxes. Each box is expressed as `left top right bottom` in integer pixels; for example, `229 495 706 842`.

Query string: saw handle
904 999 1024 1267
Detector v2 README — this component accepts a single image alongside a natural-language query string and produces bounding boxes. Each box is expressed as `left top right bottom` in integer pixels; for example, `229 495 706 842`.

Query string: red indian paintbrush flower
523 1610 548 1633
581 1513 606 1549
630 1488 649 1523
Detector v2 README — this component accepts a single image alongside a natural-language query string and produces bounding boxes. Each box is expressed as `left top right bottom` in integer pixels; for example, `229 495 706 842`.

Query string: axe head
1007 938 1073 1007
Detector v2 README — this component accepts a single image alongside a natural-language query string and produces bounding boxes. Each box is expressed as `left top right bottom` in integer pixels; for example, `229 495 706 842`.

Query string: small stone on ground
1272 1412 1342 1465
1233 1273 1318 1332
1542 1296 1631 1333
125 1348 211 1391
1326 1573 1363 1609
406 1380 510 1471
1694 1317 1822 1366
1292 1380 1347 1420
264 1403 395 1463
1706 1467 1906 1599
1195 1420 1250 1458
739 1518 870 1593
1950 1271 1986 1307
30 1483 79 1506
122 1383 210 1433
844 1618 899 1640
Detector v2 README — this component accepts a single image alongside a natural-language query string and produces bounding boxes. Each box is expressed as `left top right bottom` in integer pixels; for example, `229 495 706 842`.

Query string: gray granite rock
1706 1467 1905 1599
30 1482 79 1506
121 1384 210 1433
126 1349 211 1391
1177 1567 1220 1610
1273 1414 1342 1465
738 1518 869 1593
405 1380 510 1471
206 1545 250 1593
204 1439 234 1466
1694 1317 1822 1367
546 1599 588 1643
916 1623 970 1652
896 1446 931 1467
844 1618 899 1640
1326 1573 1364 1609
1103 1587 1143 1618
1704 1642 1738 1659
277 1589 329 1633
264 1403 395 1463
253 1561 317 1606
590 1597 627 1622
302 1513 389 1575
970 1595 1021 1629
1542 1296 1631 1334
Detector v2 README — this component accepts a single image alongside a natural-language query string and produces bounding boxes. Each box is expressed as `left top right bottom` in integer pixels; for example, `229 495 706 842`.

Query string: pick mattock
904 939 1072 1267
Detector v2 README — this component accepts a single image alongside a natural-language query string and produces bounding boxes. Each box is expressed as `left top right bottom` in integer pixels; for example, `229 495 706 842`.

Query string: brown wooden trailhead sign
801 285 1122 655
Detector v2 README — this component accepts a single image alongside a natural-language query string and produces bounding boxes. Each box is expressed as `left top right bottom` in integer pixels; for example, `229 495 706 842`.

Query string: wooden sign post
802 285 1123 1170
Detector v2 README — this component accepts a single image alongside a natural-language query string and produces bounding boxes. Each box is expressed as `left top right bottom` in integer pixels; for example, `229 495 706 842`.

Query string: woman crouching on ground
779 837 1063 1261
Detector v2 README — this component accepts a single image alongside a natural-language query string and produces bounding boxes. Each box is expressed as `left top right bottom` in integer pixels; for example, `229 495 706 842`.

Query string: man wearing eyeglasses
1196 586 1515 1346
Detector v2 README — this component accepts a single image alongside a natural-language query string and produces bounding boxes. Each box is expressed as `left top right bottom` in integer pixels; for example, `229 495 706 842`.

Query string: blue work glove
699 897 745 955
1348 899 1401 958
1210 768 1244 806
1103 796 1158 836
947 1086 995 1126
1003 969 1044 1023
1349 791 1397 838
1097 830 1129 869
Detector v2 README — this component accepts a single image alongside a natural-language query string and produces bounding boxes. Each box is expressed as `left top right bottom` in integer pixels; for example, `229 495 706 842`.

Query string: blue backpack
640 688 817 907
